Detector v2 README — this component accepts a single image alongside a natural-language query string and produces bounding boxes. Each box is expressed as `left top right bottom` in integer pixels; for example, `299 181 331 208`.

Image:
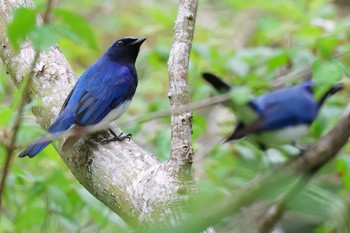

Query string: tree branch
167 0 198 170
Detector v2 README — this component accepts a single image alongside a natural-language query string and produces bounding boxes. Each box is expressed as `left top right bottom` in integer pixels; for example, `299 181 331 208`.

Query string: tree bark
0 0 198 230
166 0 198 204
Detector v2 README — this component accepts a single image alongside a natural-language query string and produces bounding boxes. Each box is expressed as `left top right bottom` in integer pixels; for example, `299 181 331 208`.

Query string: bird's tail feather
318 82 344 108
18 136 52 158
202 72 232 93
18 112 75 158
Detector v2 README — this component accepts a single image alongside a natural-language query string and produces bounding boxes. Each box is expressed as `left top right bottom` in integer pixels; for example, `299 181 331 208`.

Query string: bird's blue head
105 37 146 64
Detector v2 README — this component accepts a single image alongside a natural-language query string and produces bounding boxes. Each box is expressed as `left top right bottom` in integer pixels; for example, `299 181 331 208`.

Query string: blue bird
19 37 146 158
202 73 343 149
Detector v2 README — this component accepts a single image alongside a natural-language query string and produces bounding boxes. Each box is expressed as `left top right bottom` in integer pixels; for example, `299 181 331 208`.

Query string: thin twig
0 52 39 211
119 93 230 126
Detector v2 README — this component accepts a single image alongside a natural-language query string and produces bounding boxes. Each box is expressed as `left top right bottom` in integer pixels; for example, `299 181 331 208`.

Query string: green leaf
336 157 350 190
0 108 14 128
15 207 45 231
7 7 38 51
341 173 350 190
53 9 98 50
312 59 343 85
316 36 340 59
54 24 82 45
267 52 289 70
29 24 58 51
192 114 206 141
312 59 343 99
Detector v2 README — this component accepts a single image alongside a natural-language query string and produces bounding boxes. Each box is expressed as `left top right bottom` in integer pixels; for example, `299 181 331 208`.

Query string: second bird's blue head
105 37 147 64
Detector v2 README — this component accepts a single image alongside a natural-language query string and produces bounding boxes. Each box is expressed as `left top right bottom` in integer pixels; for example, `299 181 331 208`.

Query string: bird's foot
101 129 132 144
291 141 310 154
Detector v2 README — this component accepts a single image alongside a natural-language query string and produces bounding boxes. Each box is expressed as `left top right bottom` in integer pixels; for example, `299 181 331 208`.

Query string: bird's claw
101 130 132 145
291 141 310 154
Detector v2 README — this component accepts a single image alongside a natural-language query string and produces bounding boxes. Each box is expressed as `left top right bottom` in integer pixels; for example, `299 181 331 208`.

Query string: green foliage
312 59 343 84
7 6 98 52
316 36 340 59
54 9 98 50
229 86 252 105
29 24 58 51
312 58 344 99
7 7 38 51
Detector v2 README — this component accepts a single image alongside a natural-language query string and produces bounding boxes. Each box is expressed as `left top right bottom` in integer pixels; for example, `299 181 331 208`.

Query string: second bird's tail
318 82 344 108
202 73 232 93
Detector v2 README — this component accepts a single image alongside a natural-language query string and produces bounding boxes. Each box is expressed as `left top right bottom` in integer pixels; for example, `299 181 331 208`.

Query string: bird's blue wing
75 80 136 125
258 99 316 130
59 86 76 114
252 86 318 131
63 61 138 126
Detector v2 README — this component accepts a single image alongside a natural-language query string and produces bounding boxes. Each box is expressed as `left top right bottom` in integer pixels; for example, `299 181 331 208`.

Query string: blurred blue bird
202 73 343 150
19 37 146 158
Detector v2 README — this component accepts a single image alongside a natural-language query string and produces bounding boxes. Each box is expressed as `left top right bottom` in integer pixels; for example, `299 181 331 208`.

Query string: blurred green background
1 0 350 232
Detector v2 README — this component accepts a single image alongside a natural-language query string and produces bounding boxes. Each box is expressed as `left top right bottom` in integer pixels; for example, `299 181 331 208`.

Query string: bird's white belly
249 124 309 146
100 100 132 124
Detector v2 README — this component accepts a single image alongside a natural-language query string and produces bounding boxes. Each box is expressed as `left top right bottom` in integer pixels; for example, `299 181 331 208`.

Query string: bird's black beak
132 37 147 46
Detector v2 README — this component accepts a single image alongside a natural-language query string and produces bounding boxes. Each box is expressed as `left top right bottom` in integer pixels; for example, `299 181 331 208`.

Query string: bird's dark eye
115 40 124 47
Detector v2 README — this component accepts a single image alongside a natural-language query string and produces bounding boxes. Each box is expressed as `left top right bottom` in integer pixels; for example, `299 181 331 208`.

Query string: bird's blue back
248 80 318 131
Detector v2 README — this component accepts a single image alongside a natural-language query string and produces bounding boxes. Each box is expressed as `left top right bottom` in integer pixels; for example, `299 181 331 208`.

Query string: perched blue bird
202 73 343 149
19 37 146 158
